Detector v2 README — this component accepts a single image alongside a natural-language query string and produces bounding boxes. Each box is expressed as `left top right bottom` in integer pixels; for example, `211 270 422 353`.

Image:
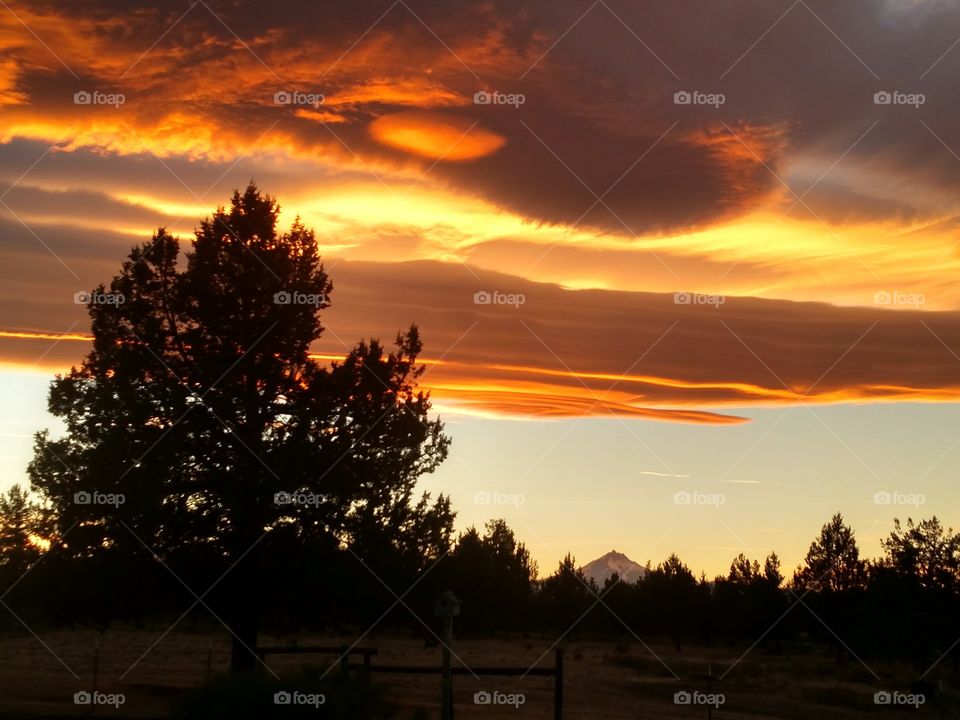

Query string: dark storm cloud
2 0 960 235
4 223 960 422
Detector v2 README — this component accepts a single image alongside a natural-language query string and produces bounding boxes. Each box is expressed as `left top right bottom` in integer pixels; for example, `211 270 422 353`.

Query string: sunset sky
2 0 960 577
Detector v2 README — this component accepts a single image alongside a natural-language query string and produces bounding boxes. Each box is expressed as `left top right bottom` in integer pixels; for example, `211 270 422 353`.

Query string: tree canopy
28 184 453 670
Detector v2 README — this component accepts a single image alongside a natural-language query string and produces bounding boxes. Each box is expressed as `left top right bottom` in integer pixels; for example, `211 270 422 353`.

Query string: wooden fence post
707 664 714 720
554 649 564 720
92 641 99 697
206 640 213 684
434 591 461 720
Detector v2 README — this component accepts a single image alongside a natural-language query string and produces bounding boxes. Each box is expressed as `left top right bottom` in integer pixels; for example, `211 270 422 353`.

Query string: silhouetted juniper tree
29 184 453 671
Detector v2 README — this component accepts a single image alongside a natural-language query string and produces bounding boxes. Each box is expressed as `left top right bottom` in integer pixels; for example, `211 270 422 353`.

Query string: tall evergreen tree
29 185 453 671
793 513 866 592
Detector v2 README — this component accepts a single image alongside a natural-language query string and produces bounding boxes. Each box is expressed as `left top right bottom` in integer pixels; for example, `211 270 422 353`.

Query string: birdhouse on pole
434 590 461 618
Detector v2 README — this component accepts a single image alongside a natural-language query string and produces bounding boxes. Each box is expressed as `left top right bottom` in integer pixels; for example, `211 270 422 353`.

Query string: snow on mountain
581 550 646 585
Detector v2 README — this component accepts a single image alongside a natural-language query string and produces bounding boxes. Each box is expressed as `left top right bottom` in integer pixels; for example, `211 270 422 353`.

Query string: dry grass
0 627 947 718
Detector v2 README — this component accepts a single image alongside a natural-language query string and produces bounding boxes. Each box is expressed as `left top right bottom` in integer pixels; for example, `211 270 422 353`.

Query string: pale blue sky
4 367 957 578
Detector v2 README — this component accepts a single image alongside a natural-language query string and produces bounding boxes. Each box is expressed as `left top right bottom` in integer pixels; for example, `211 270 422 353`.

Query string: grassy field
0 627 951 718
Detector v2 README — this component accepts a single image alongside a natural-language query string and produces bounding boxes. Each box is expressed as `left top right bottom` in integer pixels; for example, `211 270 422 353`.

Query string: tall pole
441 614 453 720
435 591 460 720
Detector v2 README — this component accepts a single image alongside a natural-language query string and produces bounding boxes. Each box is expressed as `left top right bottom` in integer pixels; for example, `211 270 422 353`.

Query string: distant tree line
1 491 958 673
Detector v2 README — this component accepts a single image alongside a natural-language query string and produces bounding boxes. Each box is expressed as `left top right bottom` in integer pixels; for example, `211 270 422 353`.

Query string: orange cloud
3 0 960 430
369 112 506 161
4 260 960 423
427 384 749 423
0 330 91 342
0 59 25 106
2 0 959 244
293 109 348 124
324 79 467 109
